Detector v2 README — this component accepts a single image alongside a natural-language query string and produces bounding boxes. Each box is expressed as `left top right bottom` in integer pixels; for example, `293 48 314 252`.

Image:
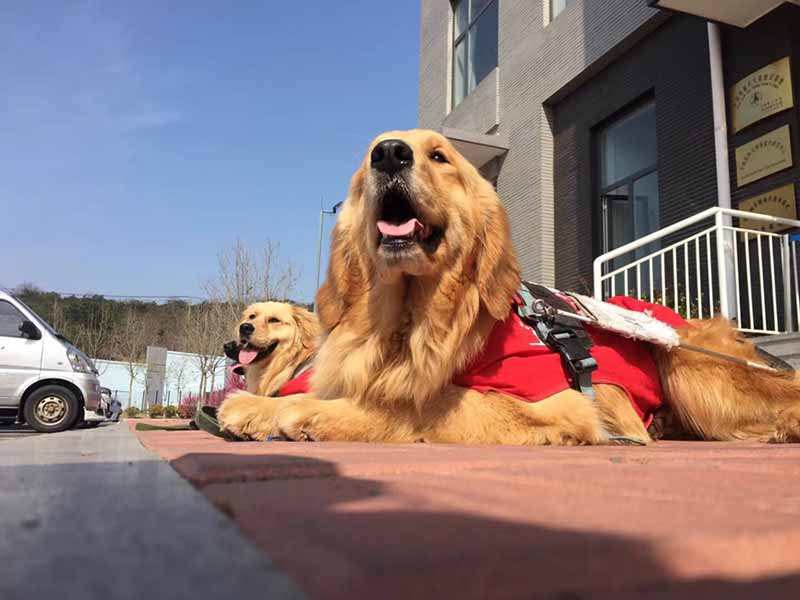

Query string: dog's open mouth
376 186 443 253
237 340 278 366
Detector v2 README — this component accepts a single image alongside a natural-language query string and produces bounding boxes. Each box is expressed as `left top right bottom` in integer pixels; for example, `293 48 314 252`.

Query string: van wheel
24 386 80 433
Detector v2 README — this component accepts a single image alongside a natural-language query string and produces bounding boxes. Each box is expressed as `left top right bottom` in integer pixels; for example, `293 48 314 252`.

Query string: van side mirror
19 320 41 340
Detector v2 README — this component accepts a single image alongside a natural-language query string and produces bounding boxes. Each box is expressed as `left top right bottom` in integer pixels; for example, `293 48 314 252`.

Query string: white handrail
593 206 800 335
595 207 800 266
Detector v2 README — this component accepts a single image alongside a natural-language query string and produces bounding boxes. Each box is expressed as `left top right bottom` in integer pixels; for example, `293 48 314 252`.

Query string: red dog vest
453 296 687 426
279 296 687 427
278 368 313 397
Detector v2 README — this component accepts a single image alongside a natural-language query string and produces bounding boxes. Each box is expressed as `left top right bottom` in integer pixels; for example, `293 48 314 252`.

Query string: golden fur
218 130 800 445
232 302 319 397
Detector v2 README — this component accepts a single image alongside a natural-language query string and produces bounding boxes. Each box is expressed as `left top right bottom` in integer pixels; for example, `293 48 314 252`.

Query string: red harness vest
453 296 686 426
278 367 314 397
279 296 687 426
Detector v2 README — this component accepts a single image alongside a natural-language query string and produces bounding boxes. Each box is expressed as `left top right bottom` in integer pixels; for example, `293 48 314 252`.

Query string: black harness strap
516 282 598 400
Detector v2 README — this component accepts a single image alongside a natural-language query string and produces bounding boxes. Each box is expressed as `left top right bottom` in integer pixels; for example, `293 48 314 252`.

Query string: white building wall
94 351 227 408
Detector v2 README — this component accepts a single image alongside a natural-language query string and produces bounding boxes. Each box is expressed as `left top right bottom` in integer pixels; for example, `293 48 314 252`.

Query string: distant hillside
13 284 192 360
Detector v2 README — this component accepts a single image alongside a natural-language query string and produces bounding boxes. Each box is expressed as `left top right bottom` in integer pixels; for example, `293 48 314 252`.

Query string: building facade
418 0 800 297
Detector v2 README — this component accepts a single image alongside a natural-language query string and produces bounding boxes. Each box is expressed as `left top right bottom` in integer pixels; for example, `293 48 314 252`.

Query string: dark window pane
632 171 660 242
0 301 25 338
454 0 468 39
472 0 493 19
469 0 497 89
604 185 632 257
600 102 657 187
453 38 468 107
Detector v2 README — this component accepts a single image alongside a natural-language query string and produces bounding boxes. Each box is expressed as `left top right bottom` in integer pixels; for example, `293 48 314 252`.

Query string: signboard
735 125 793 187
738 184 797 232
730 56 794 133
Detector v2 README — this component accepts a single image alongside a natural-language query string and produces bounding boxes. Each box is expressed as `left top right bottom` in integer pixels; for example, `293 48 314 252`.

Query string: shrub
178 373 246 416
163 405 179 418
177 404 196 419
124 406 140 418
148 404 165 418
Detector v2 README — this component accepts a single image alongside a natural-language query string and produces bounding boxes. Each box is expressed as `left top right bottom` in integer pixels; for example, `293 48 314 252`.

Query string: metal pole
715 211 731 319
782 235 794 332
708 22 736 319
314 204 325 305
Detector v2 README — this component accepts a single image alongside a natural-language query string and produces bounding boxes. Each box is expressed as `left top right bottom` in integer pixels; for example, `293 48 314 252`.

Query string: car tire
24 385 81 433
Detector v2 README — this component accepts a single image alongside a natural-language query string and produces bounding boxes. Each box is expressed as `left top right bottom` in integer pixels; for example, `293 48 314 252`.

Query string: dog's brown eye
268 317 280 324
430 150 448 164
248 314 256 320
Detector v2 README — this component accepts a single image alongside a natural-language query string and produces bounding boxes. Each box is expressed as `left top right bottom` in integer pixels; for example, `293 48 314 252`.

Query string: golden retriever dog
223 302 319 397
218 129 800 445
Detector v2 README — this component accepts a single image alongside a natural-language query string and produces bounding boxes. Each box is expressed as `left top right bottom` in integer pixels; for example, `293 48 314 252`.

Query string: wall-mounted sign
730 56 793 133
735 125 793 187
738 184 797 232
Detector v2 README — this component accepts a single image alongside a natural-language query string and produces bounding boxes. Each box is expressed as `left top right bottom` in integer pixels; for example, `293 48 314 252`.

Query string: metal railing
593 207 800 335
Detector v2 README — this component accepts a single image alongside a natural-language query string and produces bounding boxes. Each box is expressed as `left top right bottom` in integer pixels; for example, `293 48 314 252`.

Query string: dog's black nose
371 139 413 176
223 341 240 360
239 323 255 337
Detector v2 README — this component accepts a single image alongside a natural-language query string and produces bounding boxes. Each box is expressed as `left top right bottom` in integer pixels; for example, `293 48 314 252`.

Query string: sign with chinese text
738 184 797 232
735 125 793 187
730 57 793 133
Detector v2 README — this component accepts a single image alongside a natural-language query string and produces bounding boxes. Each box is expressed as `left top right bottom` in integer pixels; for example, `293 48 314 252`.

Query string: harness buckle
545 327 598 398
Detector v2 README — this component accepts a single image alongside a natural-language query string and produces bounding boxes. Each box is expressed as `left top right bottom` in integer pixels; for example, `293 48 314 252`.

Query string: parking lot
0 421 41 441
0 421 114 441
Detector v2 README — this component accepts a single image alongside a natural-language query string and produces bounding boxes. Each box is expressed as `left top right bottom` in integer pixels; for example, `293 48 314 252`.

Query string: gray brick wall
418 0 662 287
418 1 450 129
552 16 717 292
443 68 499 132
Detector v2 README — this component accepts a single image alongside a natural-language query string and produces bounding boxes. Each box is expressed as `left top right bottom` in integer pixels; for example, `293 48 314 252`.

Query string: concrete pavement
0 421 303 600
0 422 41 441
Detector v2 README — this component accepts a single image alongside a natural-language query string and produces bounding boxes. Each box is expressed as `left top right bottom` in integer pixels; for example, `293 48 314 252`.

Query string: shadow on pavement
171 452 800 600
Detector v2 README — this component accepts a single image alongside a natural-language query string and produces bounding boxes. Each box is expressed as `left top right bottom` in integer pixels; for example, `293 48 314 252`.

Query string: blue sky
0 1 420 303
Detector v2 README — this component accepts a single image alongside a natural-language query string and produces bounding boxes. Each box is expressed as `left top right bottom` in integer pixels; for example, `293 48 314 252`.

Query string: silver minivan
0 290 102 432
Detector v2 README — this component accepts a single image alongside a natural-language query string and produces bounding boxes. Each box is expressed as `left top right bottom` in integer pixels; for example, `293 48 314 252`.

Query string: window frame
593 97 660 294
451 0 498 109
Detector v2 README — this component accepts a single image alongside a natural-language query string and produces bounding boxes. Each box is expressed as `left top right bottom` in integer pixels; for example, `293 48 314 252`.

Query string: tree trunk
128 370 134 409
197 370 206 409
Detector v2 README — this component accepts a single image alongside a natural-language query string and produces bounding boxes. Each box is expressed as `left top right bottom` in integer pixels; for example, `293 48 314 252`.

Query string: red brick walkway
131 421 800 599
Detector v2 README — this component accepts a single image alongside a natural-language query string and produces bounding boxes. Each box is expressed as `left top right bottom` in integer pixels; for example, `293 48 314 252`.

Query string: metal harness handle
516 283 598 400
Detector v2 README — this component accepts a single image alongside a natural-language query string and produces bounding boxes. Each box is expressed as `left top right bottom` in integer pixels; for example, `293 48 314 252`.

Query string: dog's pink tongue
377 219 423 237
238 348 260 365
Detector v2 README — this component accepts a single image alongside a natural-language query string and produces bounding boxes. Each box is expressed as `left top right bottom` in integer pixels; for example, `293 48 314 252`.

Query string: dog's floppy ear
473 178 520 321
315 213 368 330
291 305 320 350
315 164 370 331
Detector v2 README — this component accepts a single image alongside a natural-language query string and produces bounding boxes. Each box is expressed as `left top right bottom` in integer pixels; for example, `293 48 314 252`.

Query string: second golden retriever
223 302 319 397
219 130 800 445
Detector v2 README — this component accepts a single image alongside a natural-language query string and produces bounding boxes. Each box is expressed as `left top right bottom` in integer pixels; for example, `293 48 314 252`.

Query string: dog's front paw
771 406 800 443
217 391 280 441
273 399 323 442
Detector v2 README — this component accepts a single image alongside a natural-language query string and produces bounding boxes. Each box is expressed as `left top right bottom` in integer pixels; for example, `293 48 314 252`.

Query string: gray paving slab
0 422 41 441
0 422 304 600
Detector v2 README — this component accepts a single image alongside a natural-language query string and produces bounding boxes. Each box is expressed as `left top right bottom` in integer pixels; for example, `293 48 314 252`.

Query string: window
452 0 498 108
550 0 572 21
596 100 659 290
0 301 26 338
